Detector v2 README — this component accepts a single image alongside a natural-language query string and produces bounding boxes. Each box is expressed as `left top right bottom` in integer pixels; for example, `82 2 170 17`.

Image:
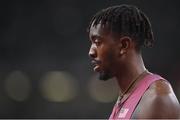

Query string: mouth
93 65 100 72
91 60 101 72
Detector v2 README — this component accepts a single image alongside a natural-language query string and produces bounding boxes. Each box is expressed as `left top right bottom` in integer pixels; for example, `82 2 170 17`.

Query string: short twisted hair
87 4 154 50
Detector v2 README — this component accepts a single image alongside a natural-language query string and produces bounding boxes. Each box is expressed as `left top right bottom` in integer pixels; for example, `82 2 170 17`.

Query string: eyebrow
90 34 103 41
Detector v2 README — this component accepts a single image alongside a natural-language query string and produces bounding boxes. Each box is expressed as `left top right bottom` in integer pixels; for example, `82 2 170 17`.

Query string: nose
88 44 97 58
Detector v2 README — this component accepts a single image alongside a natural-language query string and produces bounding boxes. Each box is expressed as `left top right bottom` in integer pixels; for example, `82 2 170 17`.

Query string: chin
99 71 113 81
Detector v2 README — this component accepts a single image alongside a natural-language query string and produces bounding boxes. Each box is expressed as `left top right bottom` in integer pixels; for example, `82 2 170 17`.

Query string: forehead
89 23 110 38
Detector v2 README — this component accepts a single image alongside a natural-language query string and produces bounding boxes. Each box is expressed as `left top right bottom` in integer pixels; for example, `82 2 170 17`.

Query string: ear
118 36 132 55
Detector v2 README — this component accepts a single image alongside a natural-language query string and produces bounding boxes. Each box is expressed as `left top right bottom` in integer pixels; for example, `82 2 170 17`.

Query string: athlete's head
88 4 154 81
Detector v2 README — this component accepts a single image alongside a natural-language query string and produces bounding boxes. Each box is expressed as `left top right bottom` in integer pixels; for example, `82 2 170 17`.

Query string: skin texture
88 23 180 119
132 79 180 119
89 24 120 80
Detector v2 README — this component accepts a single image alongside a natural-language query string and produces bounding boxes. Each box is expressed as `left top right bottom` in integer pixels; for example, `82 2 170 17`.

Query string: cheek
98 45 109 60
100 46 116 65
107 50 117 65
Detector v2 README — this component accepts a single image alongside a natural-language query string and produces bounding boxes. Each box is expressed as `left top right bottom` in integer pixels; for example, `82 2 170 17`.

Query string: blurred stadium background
0 0 180 118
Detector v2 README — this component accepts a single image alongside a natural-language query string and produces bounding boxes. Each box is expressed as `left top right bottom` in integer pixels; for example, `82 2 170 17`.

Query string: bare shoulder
134 79 180 119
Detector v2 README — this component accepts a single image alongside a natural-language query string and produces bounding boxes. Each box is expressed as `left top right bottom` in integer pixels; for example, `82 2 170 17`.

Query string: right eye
94 39 101 46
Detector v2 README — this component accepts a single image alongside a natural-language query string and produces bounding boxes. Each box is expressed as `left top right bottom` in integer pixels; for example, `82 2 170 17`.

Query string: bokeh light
40 71 78 102
4 71 31 102
88 74 119 103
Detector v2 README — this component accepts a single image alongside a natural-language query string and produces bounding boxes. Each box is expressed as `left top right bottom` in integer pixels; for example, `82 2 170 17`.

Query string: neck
115 53 146 94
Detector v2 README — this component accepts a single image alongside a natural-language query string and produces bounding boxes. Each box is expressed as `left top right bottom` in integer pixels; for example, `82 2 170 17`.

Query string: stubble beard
99 70 113 81
98 48 116 81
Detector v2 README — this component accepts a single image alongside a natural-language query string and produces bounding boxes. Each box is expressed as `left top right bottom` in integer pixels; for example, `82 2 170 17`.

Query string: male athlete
87 4 180 119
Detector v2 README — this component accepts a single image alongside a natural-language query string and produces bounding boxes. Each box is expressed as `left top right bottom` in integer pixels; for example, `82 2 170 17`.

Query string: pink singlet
109 73 164 119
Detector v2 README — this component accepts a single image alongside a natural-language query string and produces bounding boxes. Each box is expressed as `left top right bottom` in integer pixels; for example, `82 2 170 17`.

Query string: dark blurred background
0 0 179 118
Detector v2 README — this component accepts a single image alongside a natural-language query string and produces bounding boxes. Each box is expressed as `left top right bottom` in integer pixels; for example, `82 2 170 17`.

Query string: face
88 23 119 81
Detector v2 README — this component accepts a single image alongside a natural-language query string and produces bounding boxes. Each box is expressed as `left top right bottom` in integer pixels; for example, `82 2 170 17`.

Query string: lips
91 60 101 72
